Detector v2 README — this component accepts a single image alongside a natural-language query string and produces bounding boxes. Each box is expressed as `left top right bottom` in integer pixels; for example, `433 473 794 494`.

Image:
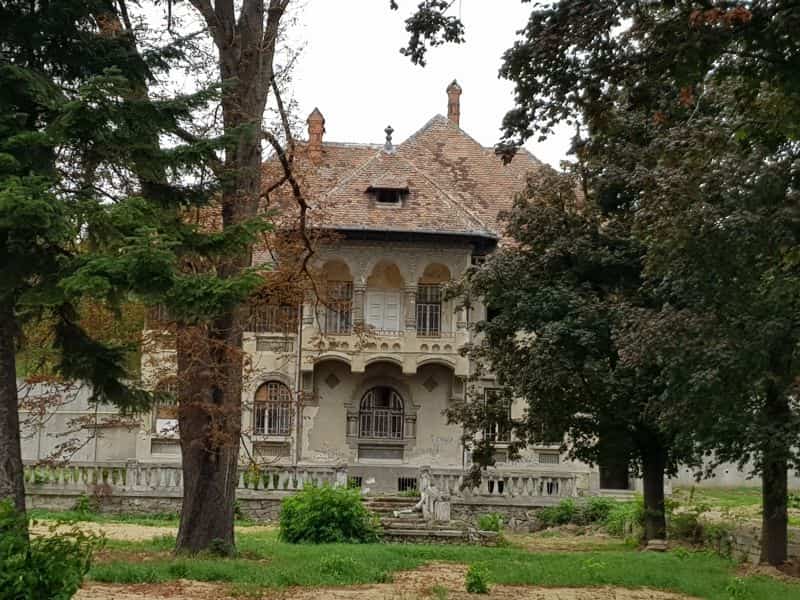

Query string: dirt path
77 562 698 599
33 521 275 542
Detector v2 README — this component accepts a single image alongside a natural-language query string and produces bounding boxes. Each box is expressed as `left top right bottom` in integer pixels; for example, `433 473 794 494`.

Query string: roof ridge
318 148 384 203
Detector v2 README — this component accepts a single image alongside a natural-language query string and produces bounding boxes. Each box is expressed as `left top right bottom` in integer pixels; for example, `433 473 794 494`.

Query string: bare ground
32 521 275 542
76 563 698 600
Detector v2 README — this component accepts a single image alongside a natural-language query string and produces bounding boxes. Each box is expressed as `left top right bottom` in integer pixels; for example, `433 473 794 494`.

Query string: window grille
324 281 353 334
539 452 560 465
398 477 418 492
483 388 511 442
249 304 298 334
416 284 442 336
254 381 292 436
359 387 403 439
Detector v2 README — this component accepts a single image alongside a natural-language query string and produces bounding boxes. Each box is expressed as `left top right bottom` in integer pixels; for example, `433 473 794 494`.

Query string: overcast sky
286 1 572 168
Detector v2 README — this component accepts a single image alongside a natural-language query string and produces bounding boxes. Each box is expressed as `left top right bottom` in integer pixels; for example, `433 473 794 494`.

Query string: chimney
307 107 325 163
446 80 462 126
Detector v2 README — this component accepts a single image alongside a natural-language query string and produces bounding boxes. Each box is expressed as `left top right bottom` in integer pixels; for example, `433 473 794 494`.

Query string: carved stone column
404 285 417 332
352 284 366 326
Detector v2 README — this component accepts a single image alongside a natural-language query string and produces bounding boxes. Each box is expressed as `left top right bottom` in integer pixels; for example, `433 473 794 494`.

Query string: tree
399 0 800 564
455 168 700 542
0 0 160 513
157 0 298 554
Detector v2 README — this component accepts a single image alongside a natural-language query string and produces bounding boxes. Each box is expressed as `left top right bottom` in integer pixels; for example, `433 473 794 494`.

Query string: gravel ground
76 563 698 600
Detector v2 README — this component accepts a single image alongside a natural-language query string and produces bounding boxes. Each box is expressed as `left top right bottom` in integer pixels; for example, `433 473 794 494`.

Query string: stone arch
366 259 405 289
418 262 451 284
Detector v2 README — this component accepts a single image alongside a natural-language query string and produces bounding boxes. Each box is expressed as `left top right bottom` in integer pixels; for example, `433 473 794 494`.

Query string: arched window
359 387 403 439
254 381 292 436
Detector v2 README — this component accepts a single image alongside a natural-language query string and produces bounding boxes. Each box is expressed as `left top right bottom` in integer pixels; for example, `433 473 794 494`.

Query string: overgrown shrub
477 512 503 532
703 522 736 558
0 500 104 599
538 498 578 527
465 564 489 594
579 497 616 524
668 509 704 544
279 484 378 543
603 498 644 539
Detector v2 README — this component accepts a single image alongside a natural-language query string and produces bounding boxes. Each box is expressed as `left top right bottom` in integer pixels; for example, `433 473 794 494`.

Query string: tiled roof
262 114 542 242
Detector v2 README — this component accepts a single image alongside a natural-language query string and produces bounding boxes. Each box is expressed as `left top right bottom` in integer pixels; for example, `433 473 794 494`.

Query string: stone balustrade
423 466 579 505
23 461 347 497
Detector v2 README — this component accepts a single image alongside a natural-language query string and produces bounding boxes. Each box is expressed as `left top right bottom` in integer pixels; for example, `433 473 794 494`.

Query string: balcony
298 325 469 376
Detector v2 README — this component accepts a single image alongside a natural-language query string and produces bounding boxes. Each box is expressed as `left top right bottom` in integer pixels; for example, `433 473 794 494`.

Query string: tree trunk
175 323 241 555
760 382 789 565
173 0 286 554
641 447 667 542
0 304 26 513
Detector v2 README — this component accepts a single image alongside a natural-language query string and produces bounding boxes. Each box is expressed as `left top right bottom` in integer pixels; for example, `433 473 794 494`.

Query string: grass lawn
89 528 800 600
673 486 800 526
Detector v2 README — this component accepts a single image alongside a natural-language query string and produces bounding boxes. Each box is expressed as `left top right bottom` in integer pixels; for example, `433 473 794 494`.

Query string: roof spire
384 125 395 153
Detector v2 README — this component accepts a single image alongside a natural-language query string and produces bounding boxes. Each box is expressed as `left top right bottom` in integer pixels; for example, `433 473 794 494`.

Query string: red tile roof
262 114 542 242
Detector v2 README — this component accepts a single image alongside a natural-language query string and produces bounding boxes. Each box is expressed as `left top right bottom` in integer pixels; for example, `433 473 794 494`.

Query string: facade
132 81 594 491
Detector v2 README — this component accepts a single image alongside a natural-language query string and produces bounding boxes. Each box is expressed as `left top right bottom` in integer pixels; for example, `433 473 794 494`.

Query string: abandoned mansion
21 83 612 496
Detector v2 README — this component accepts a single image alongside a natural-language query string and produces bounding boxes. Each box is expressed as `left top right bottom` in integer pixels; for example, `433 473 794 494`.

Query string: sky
286 0 572 168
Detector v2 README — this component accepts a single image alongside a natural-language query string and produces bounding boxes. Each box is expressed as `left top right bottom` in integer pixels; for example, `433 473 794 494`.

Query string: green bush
279 484 378 544
465 564 490 594
477 512 503 532
703 522 736 558
538 498 578 527
603 498 644 539
0 500 104 599
668 510 704 544
579 497 616 524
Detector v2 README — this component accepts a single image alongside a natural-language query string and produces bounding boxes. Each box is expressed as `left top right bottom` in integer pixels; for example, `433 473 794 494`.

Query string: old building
22 82 595 495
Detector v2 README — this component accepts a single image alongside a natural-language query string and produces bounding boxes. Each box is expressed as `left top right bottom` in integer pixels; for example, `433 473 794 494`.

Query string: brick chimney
307 107 325 163
446 80 462 126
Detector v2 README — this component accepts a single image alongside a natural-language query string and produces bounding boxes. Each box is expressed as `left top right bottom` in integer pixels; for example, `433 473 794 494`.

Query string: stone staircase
363 495 498 545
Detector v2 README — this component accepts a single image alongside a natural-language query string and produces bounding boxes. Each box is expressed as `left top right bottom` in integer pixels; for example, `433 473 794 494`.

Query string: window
359 387 403 439
152 379 178 437
416 284 442 336
483 388 511 442
471 255 486 267
254 381 292 436
539 452 560 465
249 304 299 334
374 189 402 204
324 281 353 334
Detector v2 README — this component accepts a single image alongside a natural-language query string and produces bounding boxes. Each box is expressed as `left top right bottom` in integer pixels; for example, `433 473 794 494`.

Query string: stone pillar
353 284 366 326
404 285 417 332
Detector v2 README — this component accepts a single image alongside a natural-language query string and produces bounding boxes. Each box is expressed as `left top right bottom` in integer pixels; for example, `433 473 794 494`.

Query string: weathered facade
129 81 594 492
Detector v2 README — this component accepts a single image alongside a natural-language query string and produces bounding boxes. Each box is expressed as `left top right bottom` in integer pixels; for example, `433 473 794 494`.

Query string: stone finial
307 107 325 163
446 79 462 126
384 125 395 153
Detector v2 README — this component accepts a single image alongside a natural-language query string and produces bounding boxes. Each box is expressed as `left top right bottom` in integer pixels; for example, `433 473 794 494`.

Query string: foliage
400 0 800 565
0 500 103 599
581 497 616 525
279 484 378 544
465 564 490 594
477 512 503 532
603 500 645 540
539 499 578 528
72 494 97 516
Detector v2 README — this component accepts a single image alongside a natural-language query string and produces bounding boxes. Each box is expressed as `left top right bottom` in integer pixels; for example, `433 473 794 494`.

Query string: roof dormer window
375 188 402 204
366 180 408 207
